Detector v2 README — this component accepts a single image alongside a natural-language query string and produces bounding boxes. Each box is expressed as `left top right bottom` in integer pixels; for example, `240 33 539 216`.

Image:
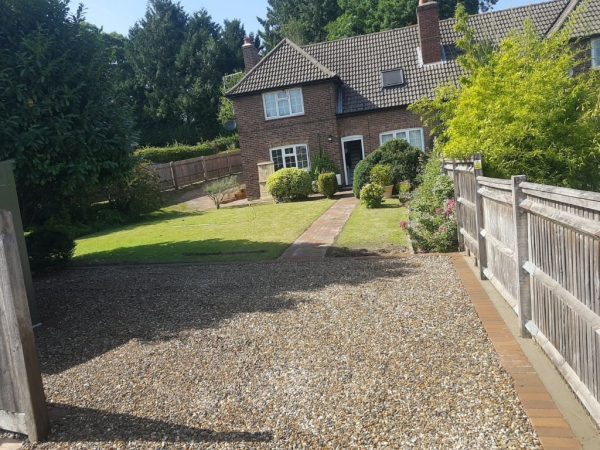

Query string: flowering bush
406 153 458 252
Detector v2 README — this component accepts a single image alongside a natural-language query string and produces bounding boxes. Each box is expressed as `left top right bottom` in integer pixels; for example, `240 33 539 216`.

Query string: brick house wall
234 82 433 198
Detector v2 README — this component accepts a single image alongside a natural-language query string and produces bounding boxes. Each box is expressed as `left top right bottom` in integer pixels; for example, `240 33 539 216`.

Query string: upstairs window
381 69 405 88
263 88 304 119
270 144 310 171
592 38 600 69
380 128 425 150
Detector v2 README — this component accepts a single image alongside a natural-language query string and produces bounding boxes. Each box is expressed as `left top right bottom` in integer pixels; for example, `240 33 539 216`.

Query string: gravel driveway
26 256 538 449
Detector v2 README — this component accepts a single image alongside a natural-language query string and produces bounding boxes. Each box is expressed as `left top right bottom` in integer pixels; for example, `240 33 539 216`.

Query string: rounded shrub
266 168 313 202
26 228 75 272
352 159 371 198
370 164 393 186
105 162 162 218
360 183 384 208
317 172 338 199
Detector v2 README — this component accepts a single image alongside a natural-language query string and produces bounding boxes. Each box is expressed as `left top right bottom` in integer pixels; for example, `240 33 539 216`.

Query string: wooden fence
153 151 242 191
0 211 49 442
443 158 600 426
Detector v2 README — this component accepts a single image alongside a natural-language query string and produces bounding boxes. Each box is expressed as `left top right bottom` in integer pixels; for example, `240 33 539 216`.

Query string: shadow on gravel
47 404 272 444
34 256 419 375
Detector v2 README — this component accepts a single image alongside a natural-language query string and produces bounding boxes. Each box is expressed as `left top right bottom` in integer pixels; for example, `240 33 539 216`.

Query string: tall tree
219 19 247 75
0 0 135 226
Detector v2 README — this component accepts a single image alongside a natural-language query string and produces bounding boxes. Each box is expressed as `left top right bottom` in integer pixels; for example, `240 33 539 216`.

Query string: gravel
21 255 538 449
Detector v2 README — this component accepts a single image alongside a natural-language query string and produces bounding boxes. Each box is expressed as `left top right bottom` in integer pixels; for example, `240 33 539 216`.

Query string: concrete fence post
511 175 532 337
169 162 178 190
473 155 487 279
451 160 464 252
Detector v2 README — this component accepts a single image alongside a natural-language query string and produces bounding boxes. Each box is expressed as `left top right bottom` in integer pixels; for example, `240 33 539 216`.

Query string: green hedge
135 135 240 164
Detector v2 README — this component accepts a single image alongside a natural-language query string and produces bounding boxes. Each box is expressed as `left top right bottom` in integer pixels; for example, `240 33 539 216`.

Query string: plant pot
336 174 342 186
383 185 394 199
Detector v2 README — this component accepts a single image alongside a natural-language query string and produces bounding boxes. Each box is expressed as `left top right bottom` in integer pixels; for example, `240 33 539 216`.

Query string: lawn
333 199 409 255
74 199 335 264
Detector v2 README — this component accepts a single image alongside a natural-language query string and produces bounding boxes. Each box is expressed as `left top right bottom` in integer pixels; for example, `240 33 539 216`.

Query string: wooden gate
0 210 49 442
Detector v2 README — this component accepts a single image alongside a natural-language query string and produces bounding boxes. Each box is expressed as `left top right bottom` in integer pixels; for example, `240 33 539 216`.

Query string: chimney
242 37 260 72
417 0 443 65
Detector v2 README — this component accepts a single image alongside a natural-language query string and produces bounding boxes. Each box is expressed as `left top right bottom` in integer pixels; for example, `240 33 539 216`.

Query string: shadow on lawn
47 404 272 444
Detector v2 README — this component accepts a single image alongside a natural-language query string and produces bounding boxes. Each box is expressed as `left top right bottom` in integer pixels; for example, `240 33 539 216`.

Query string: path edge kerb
451 254 583 450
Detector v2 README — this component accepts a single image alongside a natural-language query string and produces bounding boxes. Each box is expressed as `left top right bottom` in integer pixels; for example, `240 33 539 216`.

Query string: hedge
135 135 239 164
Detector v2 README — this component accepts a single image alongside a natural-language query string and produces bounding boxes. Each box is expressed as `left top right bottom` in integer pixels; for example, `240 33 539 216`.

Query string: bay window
263 88 304 119
380 128 425 150
270 144 310 171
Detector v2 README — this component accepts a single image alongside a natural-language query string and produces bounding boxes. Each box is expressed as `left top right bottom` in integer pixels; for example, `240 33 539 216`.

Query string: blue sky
75 0 550 37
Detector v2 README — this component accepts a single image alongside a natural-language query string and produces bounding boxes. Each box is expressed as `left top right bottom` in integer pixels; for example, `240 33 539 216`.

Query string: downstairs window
380 128 425 150
270 144 310 171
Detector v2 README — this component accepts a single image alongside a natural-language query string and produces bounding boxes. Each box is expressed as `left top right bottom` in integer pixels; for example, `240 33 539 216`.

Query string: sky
73 0 552 37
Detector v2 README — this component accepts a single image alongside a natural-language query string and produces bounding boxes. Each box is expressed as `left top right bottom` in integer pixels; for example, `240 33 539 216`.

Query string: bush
105 161 162 218
407 153 458 252
370 164 393 186
135 135 239 163
310 147 339 180
266 168 313 202
206 176 239 209
360 183 384 208
317 172 338 198
398 180 412 205
353 139 423 197
26 228 75 272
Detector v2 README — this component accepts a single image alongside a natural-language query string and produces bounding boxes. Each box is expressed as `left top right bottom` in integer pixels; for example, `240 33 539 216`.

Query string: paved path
279 196 358 260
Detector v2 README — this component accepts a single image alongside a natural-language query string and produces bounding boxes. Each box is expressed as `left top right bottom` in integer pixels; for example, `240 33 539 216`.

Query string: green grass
74 199 335 264
334 199 409 253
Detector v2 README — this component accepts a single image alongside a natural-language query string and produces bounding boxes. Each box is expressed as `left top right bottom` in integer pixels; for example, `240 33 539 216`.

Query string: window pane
264 94 277 118
593 40 600 68
289 89 303 114
278 98 290 116
296 146 309 169
277 91 288 100
409 129 424 150
284 147 294 155
285 154 297 168
381 133 394 144
271 149 284 170
395 131 407 142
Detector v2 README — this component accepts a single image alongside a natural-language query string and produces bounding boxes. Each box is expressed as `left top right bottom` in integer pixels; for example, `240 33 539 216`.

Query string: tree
0 0 135 226
219 19 247 75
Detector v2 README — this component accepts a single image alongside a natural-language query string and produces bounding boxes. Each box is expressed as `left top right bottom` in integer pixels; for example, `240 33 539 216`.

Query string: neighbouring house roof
227 0 599 114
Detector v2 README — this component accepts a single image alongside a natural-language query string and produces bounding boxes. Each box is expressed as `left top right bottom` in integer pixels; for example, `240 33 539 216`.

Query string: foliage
310 147 340 180
317 172 338 198
406 153 457 252
326 0 494 40
105 162 163 218
267 168 313 202
135 135 239 163
353 139 423 197
360 183 384 208
219 71 245 128
206 176 239 209
26 227 75 272
0 0 136 227
370 164 393 186
398 180 412 205
411 5 600 191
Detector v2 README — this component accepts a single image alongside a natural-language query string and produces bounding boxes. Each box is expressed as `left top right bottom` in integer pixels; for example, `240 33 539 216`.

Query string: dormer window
592 38 600 69
263 88 304 119
381 69 405 88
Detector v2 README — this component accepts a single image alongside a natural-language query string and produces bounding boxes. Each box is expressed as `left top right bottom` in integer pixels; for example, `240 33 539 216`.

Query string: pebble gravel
21 255 539 449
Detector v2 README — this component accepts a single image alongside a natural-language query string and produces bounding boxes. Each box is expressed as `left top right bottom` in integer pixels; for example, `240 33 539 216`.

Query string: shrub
266 168 313 202
360 183 384 208
353 139 423 197
105 161 162 218
206 176 239 209
398 180 412 205
407 153 458 252
370 164 393 186
26 228 75 272
135 135 239 163
310 147 339 180
317 172 338 198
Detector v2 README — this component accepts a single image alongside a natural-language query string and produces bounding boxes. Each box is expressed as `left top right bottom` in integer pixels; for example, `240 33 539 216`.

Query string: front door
342 137 365 186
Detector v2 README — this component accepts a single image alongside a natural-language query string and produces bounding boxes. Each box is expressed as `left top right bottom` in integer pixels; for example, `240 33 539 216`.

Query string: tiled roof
228 0 597 113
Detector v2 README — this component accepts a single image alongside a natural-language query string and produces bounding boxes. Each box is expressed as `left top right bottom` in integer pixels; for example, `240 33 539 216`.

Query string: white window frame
592 38 600 69
269 144 310 171
379 127 425 151
262 88 305 120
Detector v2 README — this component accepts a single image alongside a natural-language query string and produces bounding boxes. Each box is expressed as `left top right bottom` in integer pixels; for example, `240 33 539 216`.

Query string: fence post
473 155 487 279
451 160 464 252
511 175 532 337
169 162 179 190
201 157 208 181
0 211 49 442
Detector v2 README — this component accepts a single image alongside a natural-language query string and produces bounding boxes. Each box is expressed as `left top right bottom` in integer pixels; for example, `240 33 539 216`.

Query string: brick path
452 255 582 450
279 196 358 260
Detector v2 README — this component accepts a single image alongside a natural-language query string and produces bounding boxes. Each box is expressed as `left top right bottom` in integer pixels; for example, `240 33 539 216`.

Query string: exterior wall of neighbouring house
234 84 433 199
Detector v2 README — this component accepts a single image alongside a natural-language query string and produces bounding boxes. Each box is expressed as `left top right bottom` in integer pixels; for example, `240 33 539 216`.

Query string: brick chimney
242 37 260 72
417 0 443 65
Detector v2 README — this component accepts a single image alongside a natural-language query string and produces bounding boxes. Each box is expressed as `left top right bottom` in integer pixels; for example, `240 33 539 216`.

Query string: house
227 0 600 199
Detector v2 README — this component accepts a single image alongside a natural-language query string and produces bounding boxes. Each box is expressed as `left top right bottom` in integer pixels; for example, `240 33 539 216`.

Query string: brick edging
451 254 582 450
